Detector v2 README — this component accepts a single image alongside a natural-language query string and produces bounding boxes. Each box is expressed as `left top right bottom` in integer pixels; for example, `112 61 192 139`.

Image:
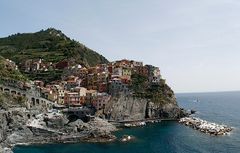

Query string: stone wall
0 84 55 111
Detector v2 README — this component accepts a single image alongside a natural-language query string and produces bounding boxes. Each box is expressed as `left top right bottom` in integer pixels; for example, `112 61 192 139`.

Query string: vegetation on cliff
0 91 27 109
130 74 176 106
0 56 27 81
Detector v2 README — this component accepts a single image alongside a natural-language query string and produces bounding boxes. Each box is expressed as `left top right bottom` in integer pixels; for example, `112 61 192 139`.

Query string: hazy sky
1 0 240 93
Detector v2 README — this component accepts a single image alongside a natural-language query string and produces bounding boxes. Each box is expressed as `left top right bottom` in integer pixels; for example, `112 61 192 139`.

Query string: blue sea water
14 91 240 153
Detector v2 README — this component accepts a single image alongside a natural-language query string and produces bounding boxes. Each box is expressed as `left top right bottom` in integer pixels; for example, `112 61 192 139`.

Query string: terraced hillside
0 28 108 82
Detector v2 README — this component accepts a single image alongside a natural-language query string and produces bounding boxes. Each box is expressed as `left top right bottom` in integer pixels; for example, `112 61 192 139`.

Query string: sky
1 0 240 93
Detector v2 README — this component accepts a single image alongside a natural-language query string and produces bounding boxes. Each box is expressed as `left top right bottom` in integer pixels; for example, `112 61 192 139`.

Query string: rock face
0 105 117 152
104 95 148 121
27 111 117 143
0 108 28 153
0 113 7 142
0 112 8 153
0 108 29 140
24 112 117 144
146 102 185 119
103 83 186 121
0 146 13 153
77 118 117 142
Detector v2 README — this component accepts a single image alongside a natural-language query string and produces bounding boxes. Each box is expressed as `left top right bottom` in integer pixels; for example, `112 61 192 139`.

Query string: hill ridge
0 28 108 66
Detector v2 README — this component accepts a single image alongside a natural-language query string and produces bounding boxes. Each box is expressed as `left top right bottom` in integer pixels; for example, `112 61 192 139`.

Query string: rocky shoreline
0 88 187 153
0 108 186 153
0 108 117 153
3 110 233 153
0 106 188 153
179 117 233 135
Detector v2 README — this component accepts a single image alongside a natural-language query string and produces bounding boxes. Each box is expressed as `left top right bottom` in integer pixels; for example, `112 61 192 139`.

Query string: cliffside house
109 78 130 96
87 73 98 90
130 60 143 67
77 67 88 87
65 76 81 90
134 65 149 77
86 89 98 106
122 67 132 80
40 87 57 103
114 59 131 67
88 67 98 74
64 92 81 106
96 72 109 92
52 85 65 105
145 65 161 84
21 59 52 72
98 82 108 93
112 67 123 76
95 92 111 110
72 87 87 105
96 64 108 73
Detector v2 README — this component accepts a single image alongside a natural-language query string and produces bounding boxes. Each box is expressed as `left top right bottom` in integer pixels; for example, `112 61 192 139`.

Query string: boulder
2 147 13 153
68 119 84 127
6 126 33 144
88 117 117 133
44 113 69 129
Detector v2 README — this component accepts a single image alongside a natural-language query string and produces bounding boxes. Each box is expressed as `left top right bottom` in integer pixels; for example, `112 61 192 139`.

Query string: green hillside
0 56 27 81
0 28 109 82
0 28 108 66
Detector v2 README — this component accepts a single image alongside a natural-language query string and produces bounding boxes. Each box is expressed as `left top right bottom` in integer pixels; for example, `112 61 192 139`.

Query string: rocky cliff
0 108 28 153
102 82 186 122
0 108 117 153
103 96 148 121
0 93 117 153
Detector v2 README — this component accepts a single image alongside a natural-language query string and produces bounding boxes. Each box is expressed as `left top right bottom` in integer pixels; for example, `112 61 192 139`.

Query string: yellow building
122 67 132 80
74 87 87 97
48 92 57 103
53 85 65 105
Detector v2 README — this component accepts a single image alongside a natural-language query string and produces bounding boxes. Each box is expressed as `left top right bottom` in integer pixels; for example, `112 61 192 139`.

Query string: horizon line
176 90 240 94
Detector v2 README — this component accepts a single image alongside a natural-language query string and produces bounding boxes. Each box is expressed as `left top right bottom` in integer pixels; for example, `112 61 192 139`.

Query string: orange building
64 92 81 106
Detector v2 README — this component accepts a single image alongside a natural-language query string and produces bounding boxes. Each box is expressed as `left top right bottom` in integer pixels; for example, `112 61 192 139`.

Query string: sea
13 91 240 153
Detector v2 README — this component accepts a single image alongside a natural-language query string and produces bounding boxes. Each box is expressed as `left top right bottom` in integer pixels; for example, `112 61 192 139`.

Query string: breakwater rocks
179 117 233 135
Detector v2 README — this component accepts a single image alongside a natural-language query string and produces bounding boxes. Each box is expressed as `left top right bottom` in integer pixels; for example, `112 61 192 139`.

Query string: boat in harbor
193 98 200 103
120 135 135 142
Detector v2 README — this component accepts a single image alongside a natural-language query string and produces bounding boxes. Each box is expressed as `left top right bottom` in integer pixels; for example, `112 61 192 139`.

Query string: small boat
120 135 135 142
193 99 200 103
